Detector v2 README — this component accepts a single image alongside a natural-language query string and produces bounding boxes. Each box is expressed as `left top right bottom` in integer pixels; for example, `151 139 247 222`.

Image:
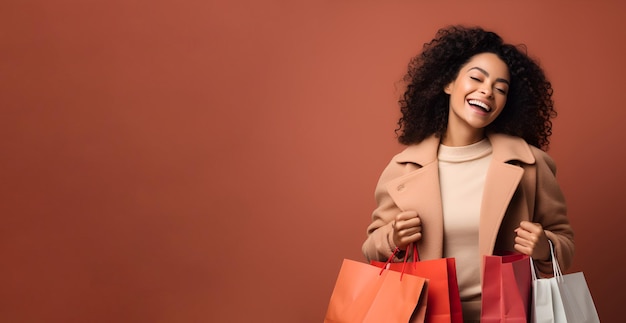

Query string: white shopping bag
531 241 600 323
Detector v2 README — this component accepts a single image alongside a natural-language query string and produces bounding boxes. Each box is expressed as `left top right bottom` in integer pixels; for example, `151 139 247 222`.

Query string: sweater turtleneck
437 138 492 321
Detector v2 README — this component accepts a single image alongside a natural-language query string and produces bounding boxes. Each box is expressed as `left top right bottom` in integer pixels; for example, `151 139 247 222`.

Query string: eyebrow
469 66 510 85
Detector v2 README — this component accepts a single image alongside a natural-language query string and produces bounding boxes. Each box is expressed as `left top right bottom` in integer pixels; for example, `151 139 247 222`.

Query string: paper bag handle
379 244 414 280
530 239 562 281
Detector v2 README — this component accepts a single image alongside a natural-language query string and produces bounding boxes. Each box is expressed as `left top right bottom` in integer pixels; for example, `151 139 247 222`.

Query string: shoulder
392 135 440 166
375 138 438 189
487 133 558 174
377 148 419 186
528 145 558 174
488 133 557 169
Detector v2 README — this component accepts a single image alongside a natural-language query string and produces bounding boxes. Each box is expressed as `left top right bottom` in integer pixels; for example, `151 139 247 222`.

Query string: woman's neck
441 129 486 147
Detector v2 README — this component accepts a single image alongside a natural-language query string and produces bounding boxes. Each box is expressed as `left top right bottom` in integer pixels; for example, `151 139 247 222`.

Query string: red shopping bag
325 249 428 323
481 253 532 323
371 244 463 323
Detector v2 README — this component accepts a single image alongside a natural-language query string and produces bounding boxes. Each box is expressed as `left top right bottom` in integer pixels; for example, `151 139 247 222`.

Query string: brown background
1 1 624 322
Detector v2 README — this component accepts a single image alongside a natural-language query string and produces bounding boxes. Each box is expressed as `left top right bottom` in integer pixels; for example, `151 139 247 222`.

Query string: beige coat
362 133 574 275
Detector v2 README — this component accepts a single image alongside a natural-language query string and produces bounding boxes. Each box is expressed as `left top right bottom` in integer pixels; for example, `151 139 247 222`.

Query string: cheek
497 96 508 109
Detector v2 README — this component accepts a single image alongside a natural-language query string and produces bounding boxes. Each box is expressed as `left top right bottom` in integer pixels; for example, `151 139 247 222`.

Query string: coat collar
394 133 535 166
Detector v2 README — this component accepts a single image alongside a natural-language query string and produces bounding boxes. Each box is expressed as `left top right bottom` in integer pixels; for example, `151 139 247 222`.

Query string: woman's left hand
514 221 551 260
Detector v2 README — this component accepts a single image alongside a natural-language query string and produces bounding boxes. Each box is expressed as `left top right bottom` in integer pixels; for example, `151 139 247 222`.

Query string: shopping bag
324 248 428 323
530 242 565 323
558 272 600 323
371 244 463 323
481 253 532 323
531 241 600 323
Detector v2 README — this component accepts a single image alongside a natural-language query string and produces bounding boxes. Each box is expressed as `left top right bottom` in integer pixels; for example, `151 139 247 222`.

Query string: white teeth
468 99 491 112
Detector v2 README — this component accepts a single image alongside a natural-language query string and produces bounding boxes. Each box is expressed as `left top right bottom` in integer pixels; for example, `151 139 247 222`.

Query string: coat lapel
386 162 444 260
384 136 443 260
478 161 524 257
479 134 535 256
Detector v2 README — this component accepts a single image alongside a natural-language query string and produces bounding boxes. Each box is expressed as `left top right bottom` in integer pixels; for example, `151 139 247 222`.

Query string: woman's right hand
391 210 422 250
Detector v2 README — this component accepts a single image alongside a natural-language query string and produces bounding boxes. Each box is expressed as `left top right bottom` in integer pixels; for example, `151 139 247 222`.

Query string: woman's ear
444 82 453 94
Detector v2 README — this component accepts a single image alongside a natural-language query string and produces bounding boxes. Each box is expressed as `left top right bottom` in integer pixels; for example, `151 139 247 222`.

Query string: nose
480 86 493 98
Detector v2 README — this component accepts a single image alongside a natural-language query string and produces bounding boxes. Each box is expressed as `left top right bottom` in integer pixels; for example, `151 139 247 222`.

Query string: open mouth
468 99 491 113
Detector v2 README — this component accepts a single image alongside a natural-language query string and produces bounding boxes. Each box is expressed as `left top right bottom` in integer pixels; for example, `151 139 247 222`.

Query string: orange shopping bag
325 248 428 323
371 244 463 323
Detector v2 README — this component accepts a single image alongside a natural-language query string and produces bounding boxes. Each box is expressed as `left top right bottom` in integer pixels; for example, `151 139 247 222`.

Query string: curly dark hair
396 25 556 150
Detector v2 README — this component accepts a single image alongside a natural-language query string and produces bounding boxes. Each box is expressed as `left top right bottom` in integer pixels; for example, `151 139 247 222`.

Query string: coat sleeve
361 159 409 262
531 148 575 275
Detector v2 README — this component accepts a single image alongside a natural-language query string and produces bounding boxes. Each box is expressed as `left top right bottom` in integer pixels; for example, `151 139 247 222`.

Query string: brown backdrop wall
1 1 624 322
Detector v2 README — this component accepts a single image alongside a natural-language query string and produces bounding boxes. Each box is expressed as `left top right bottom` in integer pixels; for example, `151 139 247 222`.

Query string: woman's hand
514 221 551 260
392 210 422 250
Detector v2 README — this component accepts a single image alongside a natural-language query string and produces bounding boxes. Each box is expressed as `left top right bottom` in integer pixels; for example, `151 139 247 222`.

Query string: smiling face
443 52 510 146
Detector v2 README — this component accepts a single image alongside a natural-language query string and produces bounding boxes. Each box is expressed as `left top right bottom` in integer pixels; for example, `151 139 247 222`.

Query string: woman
361 26 574 321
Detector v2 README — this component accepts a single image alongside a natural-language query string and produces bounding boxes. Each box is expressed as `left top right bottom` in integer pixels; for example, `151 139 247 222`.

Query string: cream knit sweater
438 138 492 321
